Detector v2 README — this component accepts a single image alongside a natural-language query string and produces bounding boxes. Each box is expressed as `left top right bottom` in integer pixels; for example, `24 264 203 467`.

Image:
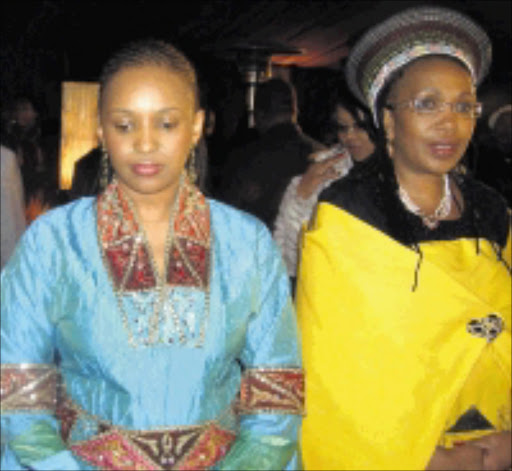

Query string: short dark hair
254 78 296 118
99 39 199 110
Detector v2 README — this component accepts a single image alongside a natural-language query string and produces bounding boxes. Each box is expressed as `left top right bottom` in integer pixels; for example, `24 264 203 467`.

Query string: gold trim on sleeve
0 364 58 413
238 367 305 415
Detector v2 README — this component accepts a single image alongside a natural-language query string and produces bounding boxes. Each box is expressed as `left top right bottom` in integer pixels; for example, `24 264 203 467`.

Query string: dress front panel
1 194 302 470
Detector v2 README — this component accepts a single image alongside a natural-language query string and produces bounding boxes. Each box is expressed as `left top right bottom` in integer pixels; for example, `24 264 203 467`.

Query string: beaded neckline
97 175 211 348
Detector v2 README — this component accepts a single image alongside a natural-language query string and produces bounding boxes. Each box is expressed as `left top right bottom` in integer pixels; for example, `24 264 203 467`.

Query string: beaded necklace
398 174 452 230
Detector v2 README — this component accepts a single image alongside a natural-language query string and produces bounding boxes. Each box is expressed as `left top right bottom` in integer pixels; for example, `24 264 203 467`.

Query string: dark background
1 0 510 176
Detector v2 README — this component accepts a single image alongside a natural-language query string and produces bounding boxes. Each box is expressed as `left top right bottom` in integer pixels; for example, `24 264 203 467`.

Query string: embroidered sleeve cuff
1 364 58 413
237 367 304 415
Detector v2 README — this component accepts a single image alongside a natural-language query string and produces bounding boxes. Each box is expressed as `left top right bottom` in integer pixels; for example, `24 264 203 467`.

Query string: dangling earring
386 136 394 158
187 146 198 184
99 145 111 192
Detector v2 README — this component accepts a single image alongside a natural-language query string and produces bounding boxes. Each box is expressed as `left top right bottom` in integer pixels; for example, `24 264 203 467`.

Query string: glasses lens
413 95 439 113
453 102 475 115
411 94 482 119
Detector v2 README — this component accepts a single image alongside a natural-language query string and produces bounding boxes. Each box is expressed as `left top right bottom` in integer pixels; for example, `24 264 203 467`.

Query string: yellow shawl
297 202 511 470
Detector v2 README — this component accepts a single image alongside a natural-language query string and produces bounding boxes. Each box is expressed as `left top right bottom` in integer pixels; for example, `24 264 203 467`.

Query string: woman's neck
394 167 447 215
118 181 179 224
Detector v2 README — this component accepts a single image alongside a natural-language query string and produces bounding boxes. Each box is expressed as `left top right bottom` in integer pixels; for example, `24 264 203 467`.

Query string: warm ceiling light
59 82 99 190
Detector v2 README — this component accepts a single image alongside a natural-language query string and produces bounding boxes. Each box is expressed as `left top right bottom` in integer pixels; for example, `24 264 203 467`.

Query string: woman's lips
429 142 459 158
131 163 162 176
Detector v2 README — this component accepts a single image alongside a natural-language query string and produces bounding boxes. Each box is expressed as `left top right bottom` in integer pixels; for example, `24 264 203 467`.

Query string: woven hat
345 6 492 125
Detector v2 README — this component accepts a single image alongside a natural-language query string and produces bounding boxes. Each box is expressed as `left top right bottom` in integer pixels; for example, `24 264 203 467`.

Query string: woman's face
98 64 204 200
334 106 375 162
383 57 477 178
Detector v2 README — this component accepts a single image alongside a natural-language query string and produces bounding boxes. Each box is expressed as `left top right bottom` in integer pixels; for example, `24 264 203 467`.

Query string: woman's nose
135 125 157 153
341 129 358 143
436 107 459 133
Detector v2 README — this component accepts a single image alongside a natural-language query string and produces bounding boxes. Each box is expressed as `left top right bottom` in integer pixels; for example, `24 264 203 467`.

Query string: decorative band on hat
345 6 492 126
367 43 477 125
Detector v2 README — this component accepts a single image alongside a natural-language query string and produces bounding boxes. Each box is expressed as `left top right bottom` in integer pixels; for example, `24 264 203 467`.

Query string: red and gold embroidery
97 176 210 292
97 177 211 347
71 431 159 470
0 364 58 413
70 423 235 471
57 389 235 470
238 367 305 415
130 427 203 468
177 423 235 470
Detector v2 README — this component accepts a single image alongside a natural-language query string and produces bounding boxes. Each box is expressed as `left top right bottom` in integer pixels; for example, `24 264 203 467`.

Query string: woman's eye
161 121 178 130
454 102 473 114
114 122 132 132
414 97 438 111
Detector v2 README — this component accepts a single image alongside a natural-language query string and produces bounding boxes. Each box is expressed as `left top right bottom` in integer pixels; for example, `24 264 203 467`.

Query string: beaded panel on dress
97 177 211 348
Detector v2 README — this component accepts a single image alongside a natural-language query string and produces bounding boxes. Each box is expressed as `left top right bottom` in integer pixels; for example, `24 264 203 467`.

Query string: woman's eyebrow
109 107 181 114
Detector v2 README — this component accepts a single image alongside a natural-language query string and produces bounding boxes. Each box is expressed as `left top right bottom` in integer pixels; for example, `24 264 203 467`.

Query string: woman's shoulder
318 157 388 229
463 175 508 208
208 198 277 251
209 198 267 230
24 197 96 241
461 175 510 244
320 154 380 206
320 173 367 206
34 197 95 223
2 198 98 276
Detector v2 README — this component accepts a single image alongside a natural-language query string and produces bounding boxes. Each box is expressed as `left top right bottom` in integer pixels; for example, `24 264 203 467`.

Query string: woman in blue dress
1 39 303 471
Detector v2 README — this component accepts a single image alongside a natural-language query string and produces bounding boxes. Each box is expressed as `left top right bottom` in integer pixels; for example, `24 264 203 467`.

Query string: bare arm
471 431 512 471
426 444 485 471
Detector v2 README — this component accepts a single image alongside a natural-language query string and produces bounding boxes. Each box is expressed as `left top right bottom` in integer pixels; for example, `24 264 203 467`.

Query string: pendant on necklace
398 174 452 230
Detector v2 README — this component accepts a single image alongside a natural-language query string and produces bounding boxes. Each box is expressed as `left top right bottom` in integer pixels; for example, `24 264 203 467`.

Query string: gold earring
187 146 198 184
99 145 111 191
386 137 394 158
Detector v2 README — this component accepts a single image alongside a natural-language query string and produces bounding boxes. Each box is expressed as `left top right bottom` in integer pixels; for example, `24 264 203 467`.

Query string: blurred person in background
1 143 26 269
4 97 46 202
474 102 512 205
221 78 324 230
274 95 376 283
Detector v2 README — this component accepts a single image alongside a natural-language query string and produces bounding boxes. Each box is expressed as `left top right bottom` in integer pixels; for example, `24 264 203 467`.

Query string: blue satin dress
1 179 303 471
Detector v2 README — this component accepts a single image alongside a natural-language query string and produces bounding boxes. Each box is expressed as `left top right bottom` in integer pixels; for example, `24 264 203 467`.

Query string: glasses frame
386 97 483 119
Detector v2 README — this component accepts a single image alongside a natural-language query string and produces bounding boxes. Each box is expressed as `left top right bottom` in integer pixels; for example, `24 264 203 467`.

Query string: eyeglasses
386 95 483 119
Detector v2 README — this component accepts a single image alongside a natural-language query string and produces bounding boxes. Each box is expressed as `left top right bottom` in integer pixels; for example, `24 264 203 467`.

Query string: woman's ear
192 109 205 147
383 108 395 142
97 126 104 148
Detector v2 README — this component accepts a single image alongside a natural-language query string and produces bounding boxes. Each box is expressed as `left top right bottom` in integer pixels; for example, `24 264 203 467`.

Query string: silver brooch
466 314 504 342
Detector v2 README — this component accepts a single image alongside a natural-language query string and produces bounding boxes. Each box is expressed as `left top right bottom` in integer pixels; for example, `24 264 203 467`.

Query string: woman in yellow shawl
297 6 511 470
